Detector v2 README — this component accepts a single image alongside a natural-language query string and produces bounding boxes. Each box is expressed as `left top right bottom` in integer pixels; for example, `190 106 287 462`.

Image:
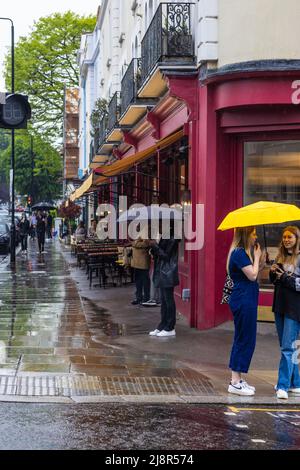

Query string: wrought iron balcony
120 58 142 116
107 92 120 134
94 116 108 153
141 3 194 85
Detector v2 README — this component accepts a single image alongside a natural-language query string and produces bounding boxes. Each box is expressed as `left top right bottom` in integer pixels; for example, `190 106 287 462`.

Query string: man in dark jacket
36 212 46 254
18 214 30 254
148 236 179 337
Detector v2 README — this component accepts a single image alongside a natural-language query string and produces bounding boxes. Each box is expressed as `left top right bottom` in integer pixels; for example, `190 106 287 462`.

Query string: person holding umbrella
148 222 179 337
269 226 300 400
226 226 263 395
218 201 300 396
36 211 46 254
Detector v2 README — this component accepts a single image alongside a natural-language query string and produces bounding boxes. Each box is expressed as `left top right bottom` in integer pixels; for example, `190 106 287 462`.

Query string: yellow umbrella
218 201 300 231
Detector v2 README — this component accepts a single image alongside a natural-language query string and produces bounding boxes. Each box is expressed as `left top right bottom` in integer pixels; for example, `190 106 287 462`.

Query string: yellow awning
70 129 184 200
94 129 184 185
69 173 94 202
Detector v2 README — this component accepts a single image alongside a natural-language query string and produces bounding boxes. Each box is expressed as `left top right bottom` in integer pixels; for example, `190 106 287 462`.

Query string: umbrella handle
262 225 270 265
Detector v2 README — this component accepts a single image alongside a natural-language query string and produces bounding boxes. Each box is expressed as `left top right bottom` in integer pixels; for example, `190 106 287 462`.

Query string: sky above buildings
0 0 100 90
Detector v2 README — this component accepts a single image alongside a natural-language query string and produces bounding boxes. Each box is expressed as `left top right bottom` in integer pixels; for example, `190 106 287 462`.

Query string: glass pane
244 140 300 289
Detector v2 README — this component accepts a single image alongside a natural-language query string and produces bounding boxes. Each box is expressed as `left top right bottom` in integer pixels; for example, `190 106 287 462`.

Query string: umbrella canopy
117 205 182 223
31 201 56 211
218 201 300 231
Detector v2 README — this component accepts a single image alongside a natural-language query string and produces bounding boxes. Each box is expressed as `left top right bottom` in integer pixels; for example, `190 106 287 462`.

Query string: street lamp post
0 17 15 264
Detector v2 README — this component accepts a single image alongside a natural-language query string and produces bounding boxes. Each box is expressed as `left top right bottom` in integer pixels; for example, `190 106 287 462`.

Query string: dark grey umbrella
31 201 56 211
117 205 182 222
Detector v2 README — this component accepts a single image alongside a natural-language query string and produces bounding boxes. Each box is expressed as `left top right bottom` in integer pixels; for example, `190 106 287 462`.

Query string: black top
36 216 46 234
270 257 300 322
19 219 30 236
151 238 179 289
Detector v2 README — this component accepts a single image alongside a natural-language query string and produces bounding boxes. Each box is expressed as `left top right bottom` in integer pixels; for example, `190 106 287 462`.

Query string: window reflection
244 140 300 289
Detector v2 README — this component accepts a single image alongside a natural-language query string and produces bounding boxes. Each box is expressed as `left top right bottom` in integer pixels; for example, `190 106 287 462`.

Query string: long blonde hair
275 225 300 271
226 226 255 274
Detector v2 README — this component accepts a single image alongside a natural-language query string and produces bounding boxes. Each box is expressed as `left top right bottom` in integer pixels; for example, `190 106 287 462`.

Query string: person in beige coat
131 238 151 305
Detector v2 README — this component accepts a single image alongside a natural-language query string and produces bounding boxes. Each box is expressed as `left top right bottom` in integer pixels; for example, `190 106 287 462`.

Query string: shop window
159 141 189 261
138 156 158 206
244 140 300 289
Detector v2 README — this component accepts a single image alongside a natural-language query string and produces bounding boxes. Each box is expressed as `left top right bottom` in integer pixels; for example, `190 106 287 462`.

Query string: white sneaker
289 388 300 394
228 381 255 396
142 300 158 307
240 380 256 392
276 389 288 399
156 330 176 337
149 329 160 336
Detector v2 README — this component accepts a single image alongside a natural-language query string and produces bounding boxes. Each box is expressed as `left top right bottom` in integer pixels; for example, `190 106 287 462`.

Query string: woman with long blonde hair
270 225 300 399
227 226 263 396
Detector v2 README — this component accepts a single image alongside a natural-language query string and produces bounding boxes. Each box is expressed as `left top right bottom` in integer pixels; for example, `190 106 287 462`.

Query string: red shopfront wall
192 74 300 330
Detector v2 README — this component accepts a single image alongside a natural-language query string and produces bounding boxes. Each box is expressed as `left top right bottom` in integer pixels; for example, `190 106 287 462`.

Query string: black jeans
20 235 28 251
134 268 150 303
157 287 176 331
37 232 45 253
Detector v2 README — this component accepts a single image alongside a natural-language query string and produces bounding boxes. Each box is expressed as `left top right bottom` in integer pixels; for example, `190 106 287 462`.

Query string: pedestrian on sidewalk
142 243 161 307
36 211 46 254
29 212 37 240
130 237 151 305
226 226 264 396
269 226 300 400
18 213 30 254
148 225 179 337
46 212 53 239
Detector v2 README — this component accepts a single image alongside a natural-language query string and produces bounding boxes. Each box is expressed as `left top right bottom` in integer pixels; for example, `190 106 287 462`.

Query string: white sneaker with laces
276 389 288 399
289 388 300 394
149 329 160 336
156 329 176 337
228 381 255 396
240 380 256 392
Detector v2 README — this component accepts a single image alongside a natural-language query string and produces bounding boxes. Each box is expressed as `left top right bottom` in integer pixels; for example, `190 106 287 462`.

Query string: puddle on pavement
82 297 130 338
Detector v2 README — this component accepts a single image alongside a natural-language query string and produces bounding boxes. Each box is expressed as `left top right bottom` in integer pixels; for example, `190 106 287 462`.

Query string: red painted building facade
74 2 300 330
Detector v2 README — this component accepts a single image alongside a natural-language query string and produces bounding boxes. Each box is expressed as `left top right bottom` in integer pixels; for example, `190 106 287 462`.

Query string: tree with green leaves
5 11 96 143
0 134 62 203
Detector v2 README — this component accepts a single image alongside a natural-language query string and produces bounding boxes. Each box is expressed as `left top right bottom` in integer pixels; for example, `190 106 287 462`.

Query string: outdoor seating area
71 238 134 289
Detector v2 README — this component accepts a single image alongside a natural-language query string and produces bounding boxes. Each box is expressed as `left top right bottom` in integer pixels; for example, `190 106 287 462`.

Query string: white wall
218 0 300 68
196 0 218 64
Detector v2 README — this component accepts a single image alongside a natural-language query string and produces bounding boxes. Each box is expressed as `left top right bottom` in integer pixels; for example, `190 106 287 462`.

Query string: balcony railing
141 3 194 85
120 58 142 116
94 116 108 153
107 92 120 133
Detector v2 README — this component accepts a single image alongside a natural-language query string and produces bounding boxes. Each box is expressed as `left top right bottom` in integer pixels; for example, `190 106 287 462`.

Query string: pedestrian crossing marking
228 406 300 413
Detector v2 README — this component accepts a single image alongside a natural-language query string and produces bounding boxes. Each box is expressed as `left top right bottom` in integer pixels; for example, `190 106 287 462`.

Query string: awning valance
69 129 184 201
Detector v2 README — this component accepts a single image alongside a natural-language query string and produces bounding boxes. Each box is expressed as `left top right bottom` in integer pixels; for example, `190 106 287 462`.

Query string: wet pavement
0 238 299 405
0 239 215 401
0 403 300 449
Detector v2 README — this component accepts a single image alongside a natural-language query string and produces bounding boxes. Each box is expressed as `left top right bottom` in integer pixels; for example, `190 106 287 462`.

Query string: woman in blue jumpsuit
227 226 263 396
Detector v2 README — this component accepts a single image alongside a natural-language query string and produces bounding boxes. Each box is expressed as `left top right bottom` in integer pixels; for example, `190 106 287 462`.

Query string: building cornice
200 59 300 84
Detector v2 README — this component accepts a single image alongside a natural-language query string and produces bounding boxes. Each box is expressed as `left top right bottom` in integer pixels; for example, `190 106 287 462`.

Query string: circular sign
1 94 30 128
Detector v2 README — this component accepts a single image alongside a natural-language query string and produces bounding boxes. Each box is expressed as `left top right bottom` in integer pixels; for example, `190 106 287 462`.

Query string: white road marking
251 439 266 443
